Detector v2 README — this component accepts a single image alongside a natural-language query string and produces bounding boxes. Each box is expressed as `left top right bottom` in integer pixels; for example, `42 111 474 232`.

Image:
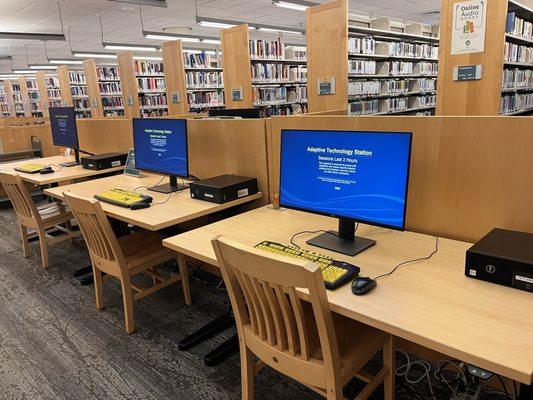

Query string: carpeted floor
0 203 510 400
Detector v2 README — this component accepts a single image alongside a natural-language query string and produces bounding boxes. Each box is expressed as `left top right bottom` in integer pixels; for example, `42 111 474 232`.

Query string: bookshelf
0 83 10 117
117 51 140 119
184 50 225 112
161 40 188 115
10 80 26 117
347 17 439 116
501 0 533 115
45 75 61 109
82 59 104 118
25 77 42 117
69 71 91 118
221 24 307 116
97 64 125 117
134 59 168 118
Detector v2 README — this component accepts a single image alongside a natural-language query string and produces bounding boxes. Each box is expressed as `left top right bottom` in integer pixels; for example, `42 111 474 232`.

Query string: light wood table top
44 173 263 231
0 155 124 185
163 206 533 384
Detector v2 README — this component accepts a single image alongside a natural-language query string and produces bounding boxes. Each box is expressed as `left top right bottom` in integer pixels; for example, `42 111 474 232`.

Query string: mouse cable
151 178 187 206
373 236 439 281
46 164 65 172
289 223 359 249
133 175 166 193
395 350 437 400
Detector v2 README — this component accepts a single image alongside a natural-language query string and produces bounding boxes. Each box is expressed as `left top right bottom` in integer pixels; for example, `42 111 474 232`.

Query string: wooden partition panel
83 59 104 118
57 65 74 107
17 76 31 117
4 80 15 118
221 24 253 109
162 40 188 115
436 0 508 115
306 0 348 113
268 116 533 243
117 51 140 119
36 71 50 117
76 118 133 155
0 123 58 156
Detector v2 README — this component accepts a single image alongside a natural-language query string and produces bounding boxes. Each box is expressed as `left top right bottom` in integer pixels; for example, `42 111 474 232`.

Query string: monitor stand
307 217 376 256
149 175 189 194
60 149 80 167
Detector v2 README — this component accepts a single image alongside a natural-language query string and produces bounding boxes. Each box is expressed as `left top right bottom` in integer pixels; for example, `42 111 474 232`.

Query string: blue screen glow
133 118 188 177
280 129 412 230
50 107 79 149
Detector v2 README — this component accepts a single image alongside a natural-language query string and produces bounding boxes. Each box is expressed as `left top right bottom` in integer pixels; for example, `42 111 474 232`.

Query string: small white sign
451 0 488 55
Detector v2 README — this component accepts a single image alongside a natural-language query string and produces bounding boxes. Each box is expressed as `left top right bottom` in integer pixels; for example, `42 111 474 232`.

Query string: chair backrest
0 171 41 228
211 236 342 390
64 191 126 277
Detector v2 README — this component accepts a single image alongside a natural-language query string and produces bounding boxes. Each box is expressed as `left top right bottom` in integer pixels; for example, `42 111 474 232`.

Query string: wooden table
0 155 124 186
163 206 533 386
44 173 263 231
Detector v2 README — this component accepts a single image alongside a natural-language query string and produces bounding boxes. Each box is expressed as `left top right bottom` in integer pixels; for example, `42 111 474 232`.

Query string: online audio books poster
451 0 487 54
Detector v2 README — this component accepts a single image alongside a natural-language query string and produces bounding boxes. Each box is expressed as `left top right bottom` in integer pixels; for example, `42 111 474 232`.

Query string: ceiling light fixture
257 27 303 35
73 51 118 59
49 59 84 65
108 0 168 7
12 70 38 74
202 39 221 45
0 55 13 61
29 65 57 70
272 0 316 11
103 42 160 52
143 31 201 43
133 55 163 61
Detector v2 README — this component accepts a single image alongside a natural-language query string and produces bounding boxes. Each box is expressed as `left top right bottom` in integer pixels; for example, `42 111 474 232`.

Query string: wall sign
453 65 483 81
317 78 336 95
451 0 488 55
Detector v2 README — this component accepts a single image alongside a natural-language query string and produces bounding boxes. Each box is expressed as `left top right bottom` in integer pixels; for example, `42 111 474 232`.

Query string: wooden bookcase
162 40 188 115
221 24 308 116
307 0 439 116
25 77 42 116
0 83 10 118
57 65 92 118
57 65 74 107
3 81 16 117
117 51 140 119
17 76 32 117
9 79 26 117
134 57 168 118
83 59 104 118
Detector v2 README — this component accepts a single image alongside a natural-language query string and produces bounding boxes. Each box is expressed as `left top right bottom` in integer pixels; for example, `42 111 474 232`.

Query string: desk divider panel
76 118 133 155
268 115 533 243
0 122 58 157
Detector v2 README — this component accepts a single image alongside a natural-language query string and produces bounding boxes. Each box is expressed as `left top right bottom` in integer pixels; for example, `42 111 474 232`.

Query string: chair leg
383 335 395 400
19 224 30 258
93 267 105 310
120 277 135 334
38 229 49 269
178 254 192 306
66 220 75 244
241 345 255 400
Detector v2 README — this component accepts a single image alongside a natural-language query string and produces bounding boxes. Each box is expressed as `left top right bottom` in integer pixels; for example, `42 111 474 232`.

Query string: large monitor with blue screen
50 107 80 166
280 129 412 256
133 118 189 193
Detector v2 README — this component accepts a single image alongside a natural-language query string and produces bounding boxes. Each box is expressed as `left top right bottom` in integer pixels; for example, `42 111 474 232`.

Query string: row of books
249 38 285 60
71 86 88 97
104 109 124 117
349 99 379 115
501 92 533 114
74 98 90 110
138 77 166 92
384 42 438 59
134 61 164 76
187 92 224 108
28 92 39 101
49 99 61 108
251 64 307 82
99 82 122 95
47 89 61 99
184 52 220 69
285 47 306 61
261 104 307 117
11 84 21 93
252 86 307 105
26 80 38 90
349 37 376 55
45 77 59 88
388 61 414 75
348 80 381 96
349 78 437 96
12 93 23 102
97 67 120 81
502 68 533 89
506 12 533 42
141 108 168 118
417 95 437 107
139 94 167 108
383 97 408 112
349 60 377 75
186 71 223 88
69 72 86 85
504 42 533 64
29 103 41 111
102 96 123 109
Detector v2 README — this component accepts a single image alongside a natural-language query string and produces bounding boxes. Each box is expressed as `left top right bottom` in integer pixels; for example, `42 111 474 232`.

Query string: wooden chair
212 236 395 400
0 171 79 269
63 191 191 334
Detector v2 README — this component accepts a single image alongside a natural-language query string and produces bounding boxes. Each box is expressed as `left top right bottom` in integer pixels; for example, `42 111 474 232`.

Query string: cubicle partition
268 115 533 243
0 121 57 157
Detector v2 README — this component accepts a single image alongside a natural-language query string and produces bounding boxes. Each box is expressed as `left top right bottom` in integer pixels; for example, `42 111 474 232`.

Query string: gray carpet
0 204 509 400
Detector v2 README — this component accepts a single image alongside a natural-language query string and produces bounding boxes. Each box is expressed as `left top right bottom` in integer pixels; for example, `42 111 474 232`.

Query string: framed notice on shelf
451 0 487 55
124 148 140 177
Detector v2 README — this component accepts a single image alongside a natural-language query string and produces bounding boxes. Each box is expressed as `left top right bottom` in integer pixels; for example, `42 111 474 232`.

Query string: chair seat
118 230 175 275
304 304 389 384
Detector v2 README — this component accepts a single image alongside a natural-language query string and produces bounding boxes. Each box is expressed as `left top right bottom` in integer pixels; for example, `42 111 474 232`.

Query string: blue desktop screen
133 118 188 177
280 129 412 230
49 107 79 149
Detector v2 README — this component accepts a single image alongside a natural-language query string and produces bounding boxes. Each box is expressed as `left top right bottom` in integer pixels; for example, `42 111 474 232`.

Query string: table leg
518 383 532 399
178 311 235 351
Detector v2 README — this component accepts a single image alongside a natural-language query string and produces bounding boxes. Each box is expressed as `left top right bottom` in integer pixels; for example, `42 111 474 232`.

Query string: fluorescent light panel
103 43 160 52
133 56 163 61
258 27 303 35
0 32 66 41
273 1 314 11
29 65 57 70
73 52 118 59
12 70 38 74
49 59 83 65
145 33 200 42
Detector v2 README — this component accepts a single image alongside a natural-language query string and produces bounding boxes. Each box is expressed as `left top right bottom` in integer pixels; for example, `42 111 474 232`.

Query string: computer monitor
133 118 189 194
208 108 261 119
49 107 80 166
280 129 412 256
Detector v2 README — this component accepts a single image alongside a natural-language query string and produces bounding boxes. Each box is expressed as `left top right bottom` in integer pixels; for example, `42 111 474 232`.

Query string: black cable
373 236 439 280
133 175 166 193
289 223 359 249
513 380 518 399
494 375 512 400
46 164 65 172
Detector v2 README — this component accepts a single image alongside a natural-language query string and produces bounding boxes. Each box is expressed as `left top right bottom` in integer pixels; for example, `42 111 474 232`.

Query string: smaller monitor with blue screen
133 118 189 194
50 107 80 164
280 129 412 256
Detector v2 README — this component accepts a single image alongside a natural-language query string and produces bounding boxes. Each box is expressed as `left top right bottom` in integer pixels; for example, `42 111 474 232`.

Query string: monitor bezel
49 106 80 150
278 128 413 232
132 118 189 179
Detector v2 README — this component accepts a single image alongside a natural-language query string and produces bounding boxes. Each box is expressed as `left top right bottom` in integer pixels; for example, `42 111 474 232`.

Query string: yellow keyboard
94 188 152 208
255 241 360 290
14 163 45 173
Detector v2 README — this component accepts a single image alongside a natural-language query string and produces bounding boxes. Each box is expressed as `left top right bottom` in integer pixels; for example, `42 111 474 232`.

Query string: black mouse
351 277 377 296
130 201 150 210
40 167 54 174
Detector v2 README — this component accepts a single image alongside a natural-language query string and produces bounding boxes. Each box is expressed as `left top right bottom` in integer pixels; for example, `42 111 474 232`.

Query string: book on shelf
349 60 377 74
101 96 123 109
138 77 166 92
349 37 376 55
99 82 122 95
139 94 167 108
501 92 533 114
349 99 379 115
284 46 307 61
69 72 86 85
503 68 533 88
252 85 307 105
45 77 59 88
186 71 224 88
349 80 381 96
249 38 285 60
47 89 61 99
506 12 533 42
71 86 88 97
504 42 533 64
74 98 90 110
97 67 120 80
251 64 307 82
187 91 224 108
134 61 164 76
184 51 220 69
